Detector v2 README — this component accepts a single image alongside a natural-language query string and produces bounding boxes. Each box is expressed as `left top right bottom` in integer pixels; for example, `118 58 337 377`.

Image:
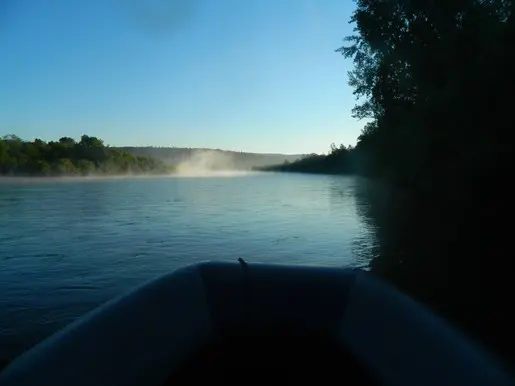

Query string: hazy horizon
117 144 305 155
0 0 362 154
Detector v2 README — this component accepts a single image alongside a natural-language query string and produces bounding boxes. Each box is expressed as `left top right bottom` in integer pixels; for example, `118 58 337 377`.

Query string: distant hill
117 147 304 171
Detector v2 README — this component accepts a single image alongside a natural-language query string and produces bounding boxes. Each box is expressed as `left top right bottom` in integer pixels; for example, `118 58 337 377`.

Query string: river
0 172 377 363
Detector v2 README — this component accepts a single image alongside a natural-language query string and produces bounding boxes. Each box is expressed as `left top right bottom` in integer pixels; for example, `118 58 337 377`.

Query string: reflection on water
352 176 515 367
350 181 381 269
0 173 378 362
328 177 380 268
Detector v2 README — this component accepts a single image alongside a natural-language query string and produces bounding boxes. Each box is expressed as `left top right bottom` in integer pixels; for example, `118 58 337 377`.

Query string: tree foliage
338 0 515 364
339 0 514 186
0 135 168 176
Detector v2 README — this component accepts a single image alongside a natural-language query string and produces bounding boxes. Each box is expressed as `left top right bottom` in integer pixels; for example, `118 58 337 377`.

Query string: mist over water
175 170 255 178
175 150 253 177
0 175 168 185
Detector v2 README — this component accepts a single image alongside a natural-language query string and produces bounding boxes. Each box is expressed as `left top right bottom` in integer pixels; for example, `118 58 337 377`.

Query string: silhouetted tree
261 143 353 174
338 0 515 365
59 137 76 145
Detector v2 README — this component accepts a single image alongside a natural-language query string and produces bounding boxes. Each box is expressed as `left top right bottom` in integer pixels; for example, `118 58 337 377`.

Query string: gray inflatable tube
0 261 511 386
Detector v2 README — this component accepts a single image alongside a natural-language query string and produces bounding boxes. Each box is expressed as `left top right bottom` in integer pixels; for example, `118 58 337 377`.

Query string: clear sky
0 0 363 154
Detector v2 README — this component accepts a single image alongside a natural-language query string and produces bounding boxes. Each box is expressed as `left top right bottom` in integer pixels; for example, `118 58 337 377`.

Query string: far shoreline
0 170 261 183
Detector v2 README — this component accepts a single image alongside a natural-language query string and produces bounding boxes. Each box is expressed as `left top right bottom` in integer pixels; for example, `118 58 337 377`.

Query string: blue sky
0 0 362 154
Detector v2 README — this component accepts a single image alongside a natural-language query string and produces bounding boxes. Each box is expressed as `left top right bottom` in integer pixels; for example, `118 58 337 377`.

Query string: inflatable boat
0 260 511 386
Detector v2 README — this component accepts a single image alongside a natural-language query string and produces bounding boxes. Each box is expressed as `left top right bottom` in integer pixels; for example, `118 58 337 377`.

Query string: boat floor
166 330 378 385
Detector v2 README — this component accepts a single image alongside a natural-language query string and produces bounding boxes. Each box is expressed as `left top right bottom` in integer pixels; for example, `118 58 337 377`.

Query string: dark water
0 173 377 362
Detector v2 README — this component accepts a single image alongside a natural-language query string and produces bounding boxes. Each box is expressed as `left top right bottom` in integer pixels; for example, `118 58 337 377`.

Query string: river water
0 172 377 362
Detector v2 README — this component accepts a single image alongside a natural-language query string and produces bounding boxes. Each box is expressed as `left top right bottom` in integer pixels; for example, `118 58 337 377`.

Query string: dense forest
266 0 515 367
0 135 168 176
119 146 303 170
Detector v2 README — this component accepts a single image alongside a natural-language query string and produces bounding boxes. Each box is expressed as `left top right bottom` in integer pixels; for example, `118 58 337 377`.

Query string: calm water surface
0 172 377 361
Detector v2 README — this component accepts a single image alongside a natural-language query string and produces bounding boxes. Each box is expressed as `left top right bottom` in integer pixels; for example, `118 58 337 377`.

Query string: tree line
0 135 168 176
259 143 354 174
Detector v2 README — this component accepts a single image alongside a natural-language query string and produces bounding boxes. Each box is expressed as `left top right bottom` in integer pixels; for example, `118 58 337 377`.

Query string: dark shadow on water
354 178 514 368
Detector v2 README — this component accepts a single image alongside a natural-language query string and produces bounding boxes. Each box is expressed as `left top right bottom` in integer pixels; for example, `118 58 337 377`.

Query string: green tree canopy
0 135 168 176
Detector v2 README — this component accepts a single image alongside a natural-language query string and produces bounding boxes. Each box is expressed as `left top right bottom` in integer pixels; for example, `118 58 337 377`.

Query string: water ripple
0 173 377 361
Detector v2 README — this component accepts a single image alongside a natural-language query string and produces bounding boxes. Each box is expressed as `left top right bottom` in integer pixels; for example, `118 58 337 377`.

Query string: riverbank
257 144 354 175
